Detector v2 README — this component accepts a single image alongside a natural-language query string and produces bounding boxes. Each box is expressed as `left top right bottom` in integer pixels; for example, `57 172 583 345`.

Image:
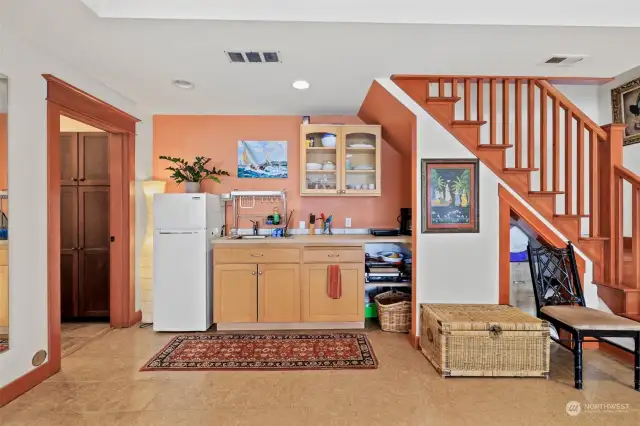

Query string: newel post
599 124 626 284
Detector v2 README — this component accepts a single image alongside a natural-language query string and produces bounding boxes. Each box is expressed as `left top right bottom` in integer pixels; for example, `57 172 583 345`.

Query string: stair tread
529 191 564 195
504 167 539 173
593 282 640 292
478 144 513 149
425 97 461 104
452 120 487 126
579 236 609 242
554 214 589 218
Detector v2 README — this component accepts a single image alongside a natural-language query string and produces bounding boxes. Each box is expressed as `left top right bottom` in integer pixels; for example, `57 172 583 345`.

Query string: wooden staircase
392 75 640 318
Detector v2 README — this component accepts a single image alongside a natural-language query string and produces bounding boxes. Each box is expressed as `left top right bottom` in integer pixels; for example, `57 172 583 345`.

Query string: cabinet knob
252 271 256 275
71 178 78 182
79 178 86 182
258 271 263 275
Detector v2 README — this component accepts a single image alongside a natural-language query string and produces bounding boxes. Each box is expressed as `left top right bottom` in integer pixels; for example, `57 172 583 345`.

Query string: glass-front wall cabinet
300 124 381 197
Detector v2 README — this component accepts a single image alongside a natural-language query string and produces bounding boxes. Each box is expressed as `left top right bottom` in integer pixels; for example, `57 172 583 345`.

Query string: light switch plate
345 217 352 228
299 221 306 229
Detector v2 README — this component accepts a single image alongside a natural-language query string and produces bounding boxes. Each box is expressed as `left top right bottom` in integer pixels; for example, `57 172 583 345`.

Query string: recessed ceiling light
292 80 310 90
172 79 194 90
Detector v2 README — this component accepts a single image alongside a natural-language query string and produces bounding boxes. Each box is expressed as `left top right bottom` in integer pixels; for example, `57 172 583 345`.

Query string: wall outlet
345 217 352 228
299 221 306 229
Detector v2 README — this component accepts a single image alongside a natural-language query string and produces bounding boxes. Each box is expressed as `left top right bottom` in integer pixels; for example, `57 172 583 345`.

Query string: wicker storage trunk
420 304 550 377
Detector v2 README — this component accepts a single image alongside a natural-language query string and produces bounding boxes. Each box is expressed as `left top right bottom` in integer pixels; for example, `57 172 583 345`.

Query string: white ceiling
2 0 640 115
82 0 638 27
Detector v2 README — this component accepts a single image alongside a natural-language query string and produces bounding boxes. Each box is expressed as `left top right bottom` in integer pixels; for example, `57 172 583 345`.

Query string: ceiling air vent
543 55 587 66
225 51 281 63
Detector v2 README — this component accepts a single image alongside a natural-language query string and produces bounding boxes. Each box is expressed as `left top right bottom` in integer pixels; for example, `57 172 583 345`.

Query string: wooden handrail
614 165 640 185
391 75 614 85
535 80 607 140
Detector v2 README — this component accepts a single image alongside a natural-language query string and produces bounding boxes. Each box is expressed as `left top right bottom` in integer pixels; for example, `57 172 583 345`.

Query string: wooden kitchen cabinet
302 263 364 322
214 264 258 323
0 249 8 328
258 263 300 323
300 124 381 197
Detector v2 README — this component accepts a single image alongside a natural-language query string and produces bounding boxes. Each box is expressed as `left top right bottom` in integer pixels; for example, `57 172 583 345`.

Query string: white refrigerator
153 193 225 331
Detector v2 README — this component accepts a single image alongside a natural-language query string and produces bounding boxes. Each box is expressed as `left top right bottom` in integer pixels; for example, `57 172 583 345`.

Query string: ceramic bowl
306 163 322 171
378 251 405 264
321 133 337 148
321 163 336 171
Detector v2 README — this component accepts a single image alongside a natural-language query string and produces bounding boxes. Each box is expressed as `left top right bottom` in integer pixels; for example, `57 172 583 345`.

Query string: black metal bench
527 242 640 391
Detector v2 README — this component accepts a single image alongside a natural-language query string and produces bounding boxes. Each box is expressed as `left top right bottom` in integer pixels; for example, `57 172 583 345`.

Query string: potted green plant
159 156 230 193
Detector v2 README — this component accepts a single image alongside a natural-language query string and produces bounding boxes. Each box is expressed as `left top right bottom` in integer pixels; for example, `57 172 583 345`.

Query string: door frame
45 75 139 367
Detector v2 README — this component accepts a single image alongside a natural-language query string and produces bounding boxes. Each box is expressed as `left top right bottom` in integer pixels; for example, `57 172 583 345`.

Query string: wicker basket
420 304 550 377
375 291 411 333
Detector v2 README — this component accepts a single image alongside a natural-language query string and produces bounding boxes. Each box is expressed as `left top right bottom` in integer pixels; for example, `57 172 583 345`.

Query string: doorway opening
59 117 112 356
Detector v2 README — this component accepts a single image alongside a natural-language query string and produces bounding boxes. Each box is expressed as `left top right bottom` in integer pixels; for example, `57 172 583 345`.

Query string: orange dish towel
327 265 342 299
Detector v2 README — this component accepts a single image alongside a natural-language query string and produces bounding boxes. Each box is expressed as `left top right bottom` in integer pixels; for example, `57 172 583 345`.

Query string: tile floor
1 326 639 425
61 322 112 358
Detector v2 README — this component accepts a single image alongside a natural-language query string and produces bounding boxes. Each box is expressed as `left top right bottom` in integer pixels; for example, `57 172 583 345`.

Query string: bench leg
573 333 583 390
635 332 639 392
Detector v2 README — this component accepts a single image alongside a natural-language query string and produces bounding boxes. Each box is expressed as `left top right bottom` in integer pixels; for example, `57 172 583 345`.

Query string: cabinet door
60 132 79 186
258 263 300 323
302 263 364 322
300 125 343 196
79 133 109 186
61 186 80 319
214 264 258 323
78 187 110 317
341 125 381 196
0 265 8 327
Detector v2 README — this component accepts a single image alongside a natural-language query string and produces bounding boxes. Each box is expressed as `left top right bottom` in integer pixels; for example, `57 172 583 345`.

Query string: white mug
368 183 375 190
354 184 362 190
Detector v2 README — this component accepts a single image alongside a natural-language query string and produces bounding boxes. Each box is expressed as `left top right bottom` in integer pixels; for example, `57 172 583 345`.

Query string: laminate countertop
211 234 411 246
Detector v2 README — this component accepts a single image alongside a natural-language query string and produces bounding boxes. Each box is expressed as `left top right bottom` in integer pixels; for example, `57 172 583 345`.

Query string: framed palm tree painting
421 159 479 233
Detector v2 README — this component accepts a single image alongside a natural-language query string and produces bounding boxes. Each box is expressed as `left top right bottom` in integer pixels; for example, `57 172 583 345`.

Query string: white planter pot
185 182 201 193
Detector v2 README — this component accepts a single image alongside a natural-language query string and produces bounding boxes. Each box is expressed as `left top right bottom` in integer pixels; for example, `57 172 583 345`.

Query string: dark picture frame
421 158 479 233
611 76 640 146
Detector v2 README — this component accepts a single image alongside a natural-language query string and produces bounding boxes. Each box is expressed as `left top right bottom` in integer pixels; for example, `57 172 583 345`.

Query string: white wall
598 65 640 236
376 78 599 337
0 77 7 113
0 29 150 387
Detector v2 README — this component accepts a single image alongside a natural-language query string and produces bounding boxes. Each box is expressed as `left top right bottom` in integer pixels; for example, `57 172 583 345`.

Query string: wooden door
300 125 343 196
258 263 300 323
60 132 78 186
302 263 364 322
60 186 79 319
79 133 109 186
78 186 110 317
214 264 258 323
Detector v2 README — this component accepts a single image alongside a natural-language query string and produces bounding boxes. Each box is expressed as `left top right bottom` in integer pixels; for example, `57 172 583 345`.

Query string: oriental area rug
141 333 378 371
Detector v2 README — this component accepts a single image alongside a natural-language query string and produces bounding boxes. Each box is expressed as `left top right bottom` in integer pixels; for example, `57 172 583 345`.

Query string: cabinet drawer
302 247 363 263
0 249 7 266
215 247 300 264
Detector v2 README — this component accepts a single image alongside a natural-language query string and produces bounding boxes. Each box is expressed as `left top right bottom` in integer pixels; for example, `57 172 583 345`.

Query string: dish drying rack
0 190 8 236
230 190 287 235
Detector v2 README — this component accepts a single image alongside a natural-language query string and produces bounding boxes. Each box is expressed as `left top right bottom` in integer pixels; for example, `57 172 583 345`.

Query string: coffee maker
398 208 412 235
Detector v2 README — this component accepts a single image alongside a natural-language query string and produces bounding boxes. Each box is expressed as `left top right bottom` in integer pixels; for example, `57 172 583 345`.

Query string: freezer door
153 230 210 331
154 194 206 230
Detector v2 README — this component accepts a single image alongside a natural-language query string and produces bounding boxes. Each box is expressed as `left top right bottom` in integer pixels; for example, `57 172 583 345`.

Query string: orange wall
153 115 408 230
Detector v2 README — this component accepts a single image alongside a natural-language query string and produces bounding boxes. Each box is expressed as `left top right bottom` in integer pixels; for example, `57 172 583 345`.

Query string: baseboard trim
0 362 52 407
128 310 142 327
216 322 365 331
599 340 634 364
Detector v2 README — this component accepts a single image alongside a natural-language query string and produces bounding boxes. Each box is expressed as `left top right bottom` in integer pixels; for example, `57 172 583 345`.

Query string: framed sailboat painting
421 158 479 233
237 141 288 178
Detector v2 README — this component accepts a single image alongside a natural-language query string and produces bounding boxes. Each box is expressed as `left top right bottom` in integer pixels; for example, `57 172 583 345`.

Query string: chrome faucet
250 220 259 236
